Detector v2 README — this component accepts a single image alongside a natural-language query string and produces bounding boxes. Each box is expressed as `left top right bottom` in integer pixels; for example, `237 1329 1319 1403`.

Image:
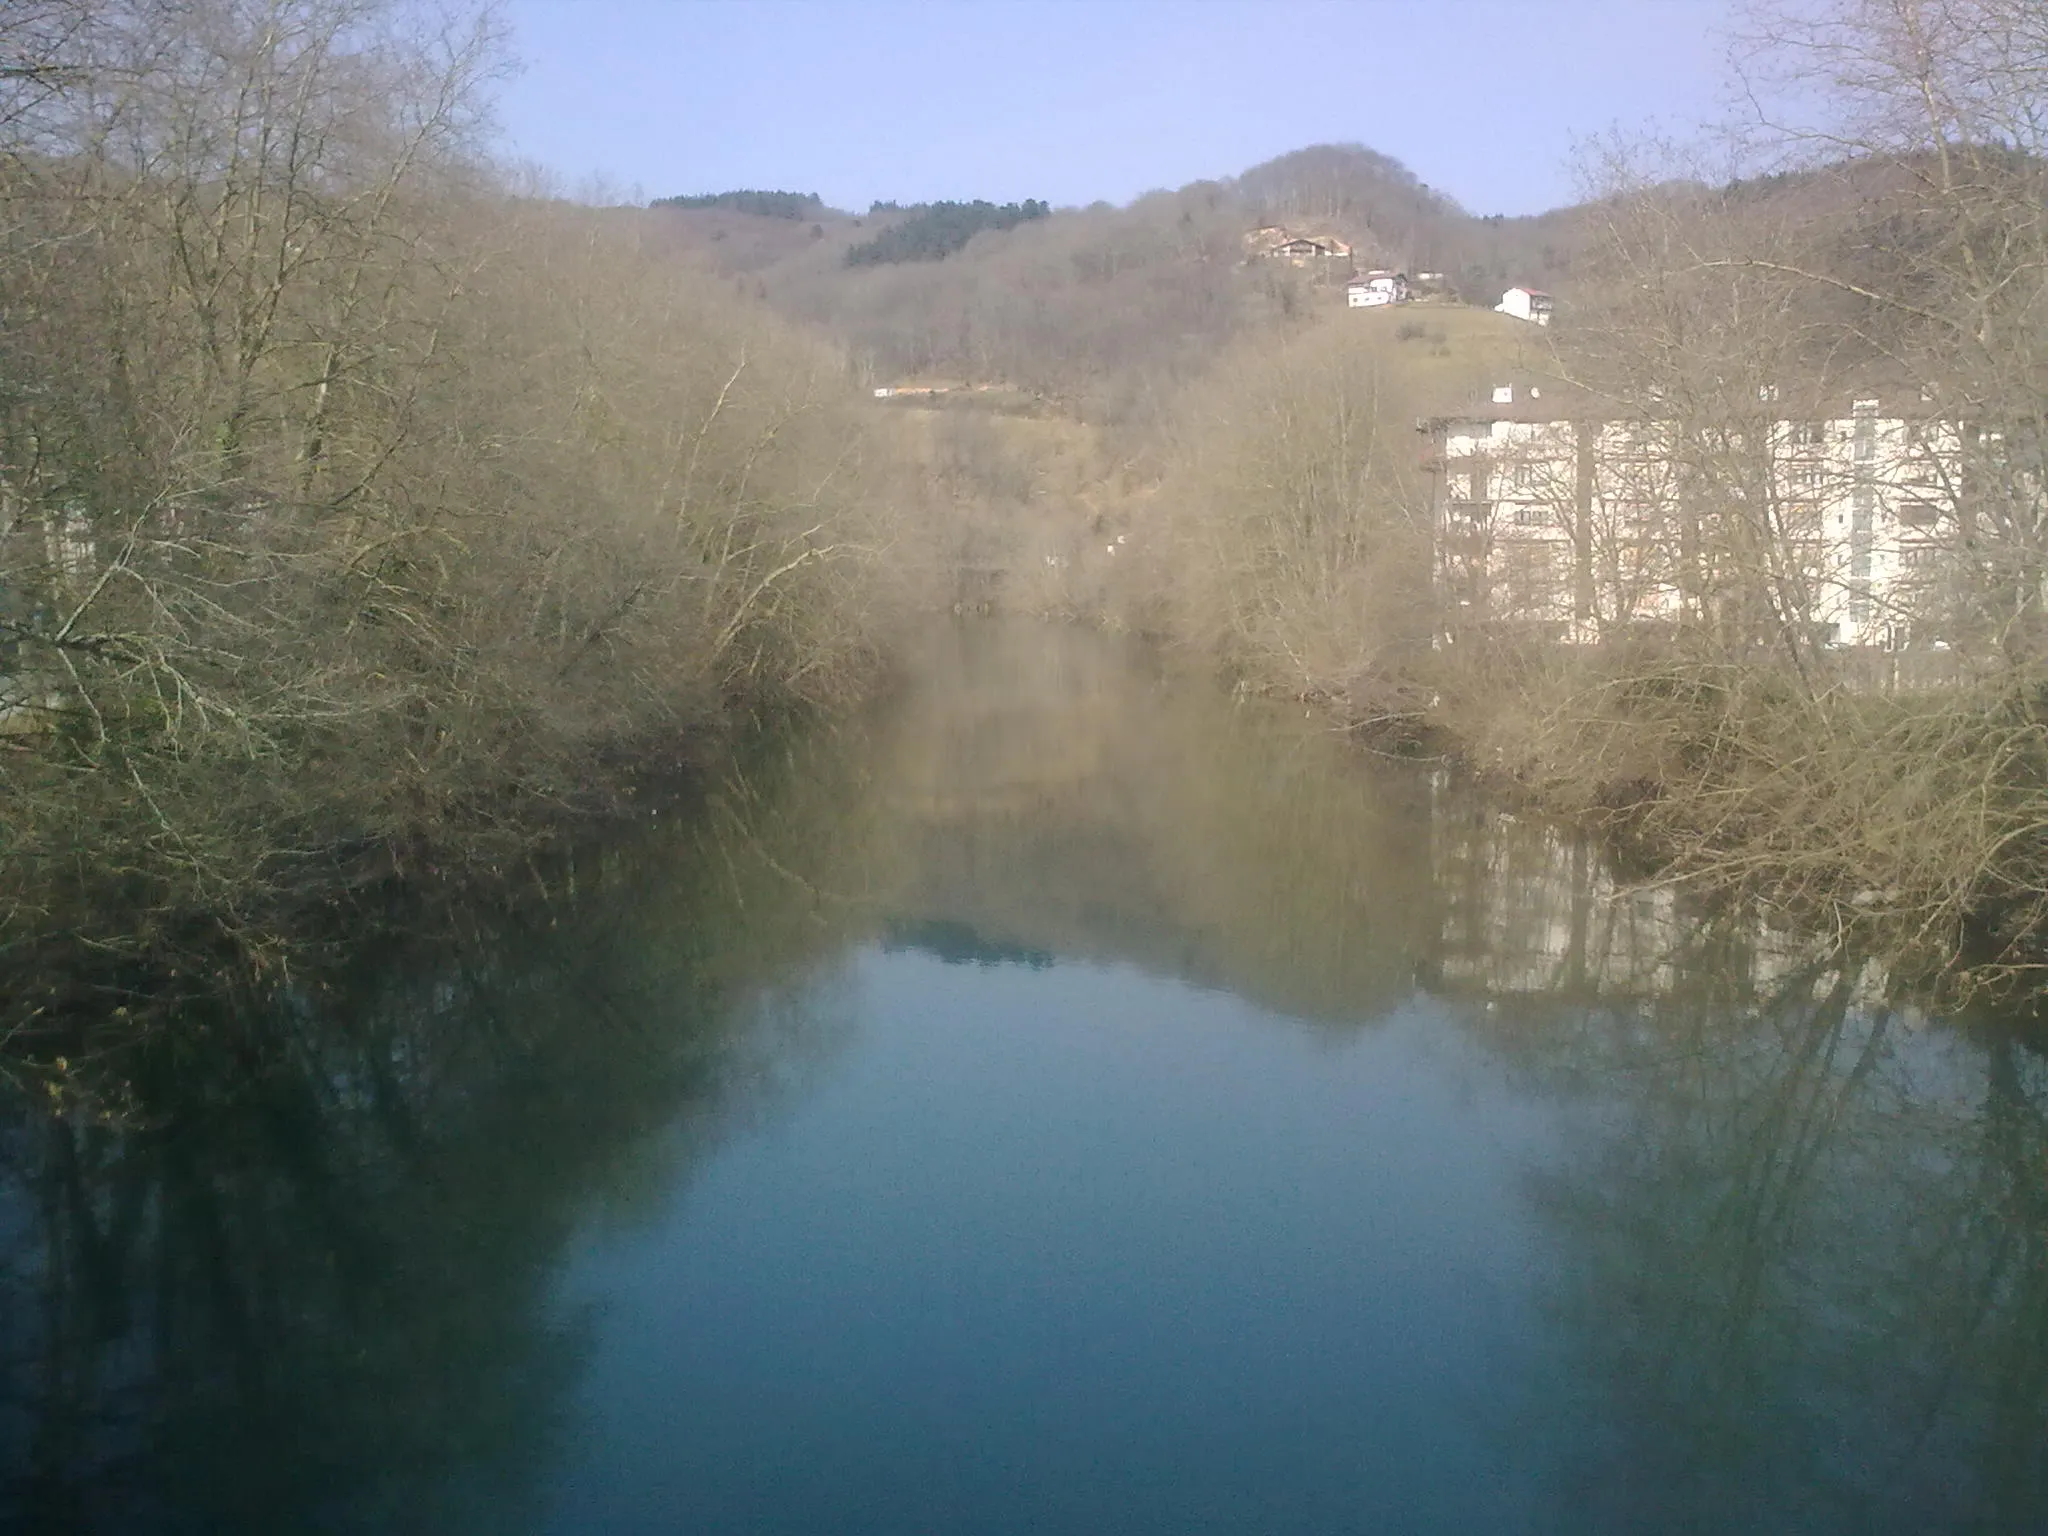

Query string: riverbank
857 373 2048 993
1121 625 2046 1001
0 7 937 1041
1050 305 2048 995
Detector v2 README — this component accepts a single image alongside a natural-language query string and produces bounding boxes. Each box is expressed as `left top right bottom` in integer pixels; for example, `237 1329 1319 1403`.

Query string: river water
2 622 2044 1534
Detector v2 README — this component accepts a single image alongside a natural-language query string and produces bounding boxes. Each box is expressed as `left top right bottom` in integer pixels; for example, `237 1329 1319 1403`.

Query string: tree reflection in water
0 620 2045 1533
1434 800 2048 1532
0 752 868 1534
784 621 2048 1532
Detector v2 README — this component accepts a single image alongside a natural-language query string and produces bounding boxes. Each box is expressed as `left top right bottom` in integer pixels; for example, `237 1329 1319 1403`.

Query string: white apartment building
1426 389 1964 650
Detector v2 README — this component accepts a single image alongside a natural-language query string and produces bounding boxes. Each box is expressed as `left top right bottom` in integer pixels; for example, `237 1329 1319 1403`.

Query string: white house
1495 286 1555 326
1347 271 1410 308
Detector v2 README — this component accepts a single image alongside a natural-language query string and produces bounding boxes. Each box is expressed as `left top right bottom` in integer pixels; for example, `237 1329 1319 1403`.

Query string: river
1 621 2044 1533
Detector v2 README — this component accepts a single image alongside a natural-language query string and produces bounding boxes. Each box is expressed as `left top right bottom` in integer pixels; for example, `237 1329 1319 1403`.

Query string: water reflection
1519 958 2048 1531
1430 802 2048 1529
0 620 2043 1532
855 622 1436 1025
0 808 867 1532
882 918 1054 970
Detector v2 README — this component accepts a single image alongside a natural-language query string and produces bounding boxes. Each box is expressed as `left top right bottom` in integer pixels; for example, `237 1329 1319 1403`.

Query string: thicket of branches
1152 315 1468 712
0 0 913 974
1414 0 2048 974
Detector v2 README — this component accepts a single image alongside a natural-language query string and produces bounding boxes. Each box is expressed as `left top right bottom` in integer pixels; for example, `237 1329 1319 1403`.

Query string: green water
1 622 2042 1533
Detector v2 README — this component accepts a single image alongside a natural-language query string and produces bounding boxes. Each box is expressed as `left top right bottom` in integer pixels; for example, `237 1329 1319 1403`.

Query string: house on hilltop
1246 226 1355 273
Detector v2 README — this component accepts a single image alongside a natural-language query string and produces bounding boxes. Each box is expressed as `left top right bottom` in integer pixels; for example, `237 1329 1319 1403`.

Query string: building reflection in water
1423 771 2046 1531
0 620 2041 1533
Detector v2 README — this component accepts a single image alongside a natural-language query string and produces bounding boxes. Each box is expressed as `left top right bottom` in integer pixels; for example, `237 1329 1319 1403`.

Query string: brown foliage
1152 309 1518 711
0 0 915 971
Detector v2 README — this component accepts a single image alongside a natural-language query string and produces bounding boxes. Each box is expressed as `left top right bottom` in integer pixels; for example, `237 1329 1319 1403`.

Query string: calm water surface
3 623 2044 1533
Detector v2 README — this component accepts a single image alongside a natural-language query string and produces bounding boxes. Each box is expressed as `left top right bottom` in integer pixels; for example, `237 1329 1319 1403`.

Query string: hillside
643 203 866 276
646 146 1604 421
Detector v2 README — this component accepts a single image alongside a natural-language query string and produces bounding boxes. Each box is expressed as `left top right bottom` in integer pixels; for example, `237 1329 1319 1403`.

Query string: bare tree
0 1 912 1000
1158 315 1454 720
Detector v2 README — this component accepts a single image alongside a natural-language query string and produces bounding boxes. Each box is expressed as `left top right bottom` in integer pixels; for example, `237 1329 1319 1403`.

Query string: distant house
1246 226 1355 270
1495 286 1555 326
1347 271 1410 308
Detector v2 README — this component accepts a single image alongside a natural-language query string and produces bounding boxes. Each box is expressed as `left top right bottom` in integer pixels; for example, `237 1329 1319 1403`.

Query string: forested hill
649 189 827 220
644 144 1603 421
645 144 1928 425
846 199 1052 265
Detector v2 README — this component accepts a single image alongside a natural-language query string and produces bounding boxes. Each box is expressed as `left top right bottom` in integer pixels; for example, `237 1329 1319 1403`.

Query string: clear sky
494 0 1736 217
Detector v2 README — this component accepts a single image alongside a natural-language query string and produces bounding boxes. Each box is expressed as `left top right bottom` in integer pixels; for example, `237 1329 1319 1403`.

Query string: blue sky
494 0 1735 217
